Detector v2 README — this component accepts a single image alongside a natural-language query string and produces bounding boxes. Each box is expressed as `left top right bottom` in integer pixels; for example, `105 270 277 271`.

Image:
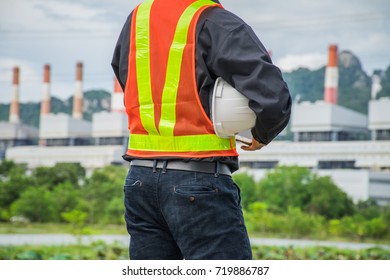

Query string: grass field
0 223 127 235
0 242 389 260
1 223 389 260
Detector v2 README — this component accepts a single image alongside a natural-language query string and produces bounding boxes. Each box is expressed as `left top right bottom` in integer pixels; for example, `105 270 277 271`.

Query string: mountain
1 50 389 127
0 90 111 128
283 50 374 114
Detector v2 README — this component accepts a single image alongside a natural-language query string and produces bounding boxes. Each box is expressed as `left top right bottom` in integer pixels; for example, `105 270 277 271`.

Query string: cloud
1 0 389 102
34 1 116 31
276 53 327 72
0 58 42 102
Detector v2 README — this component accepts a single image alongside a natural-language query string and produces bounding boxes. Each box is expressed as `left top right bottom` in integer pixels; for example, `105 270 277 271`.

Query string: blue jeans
123 165 252 260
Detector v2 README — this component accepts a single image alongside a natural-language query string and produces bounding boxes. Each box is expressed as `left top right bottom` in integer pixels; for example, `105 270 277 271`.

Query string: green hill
0 90 111 128
283 50 375 114
1 50 389 128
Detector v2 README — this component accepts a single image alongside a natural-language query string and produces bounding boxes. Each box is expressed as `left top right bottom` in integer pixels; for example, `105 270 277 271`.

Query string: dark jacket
111 0 292 171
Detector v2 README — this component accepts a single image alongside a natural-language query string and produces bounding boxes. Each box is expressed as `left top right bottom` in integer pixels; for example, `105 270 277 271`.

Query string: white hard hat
211 77 256 138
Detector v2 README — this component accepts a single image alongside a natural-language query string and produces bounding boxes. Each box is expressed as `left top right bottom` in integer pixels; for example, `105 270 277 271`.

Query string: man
112 0 291 260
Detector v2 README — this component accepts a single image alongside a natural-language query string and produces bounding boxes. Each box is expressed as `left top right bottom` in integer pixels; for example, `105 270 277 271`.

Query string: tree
10 187 55 222
258 166 355 219
32 163 85 190
0 160 17 177
258 166 313 213
79 165 127 224
232 172 259 210
355 199 381 220
51 182 81 222
0 161 31 221
305 175 355 219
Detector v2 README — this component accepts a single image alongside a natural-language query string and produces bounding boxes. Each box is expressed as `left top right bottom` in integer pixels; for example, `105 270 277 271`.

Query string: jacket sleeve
111 13 132 92
199 10 292 145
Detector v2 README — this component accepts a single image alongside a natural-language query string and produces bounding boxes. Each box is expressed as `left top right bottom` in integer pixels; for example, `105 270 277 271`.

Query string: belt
130 159 231 176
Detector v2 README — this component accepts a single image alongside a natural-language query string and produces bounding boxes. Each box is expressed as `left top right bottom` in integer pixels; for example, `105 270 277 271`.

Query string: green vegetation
1 161 389 242
235 166 390 242
0 89 111 127
0 242 388 260
0 161 389 259
0 241 127 260
0 160 127 227
0 223 125 235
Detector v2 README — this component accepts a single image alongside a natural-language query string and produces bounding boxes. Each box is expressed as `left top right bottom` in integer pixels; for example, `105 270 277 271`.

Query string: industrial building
239 45 390 205
4 62 128 170
0 66 38 158
3 45 390 205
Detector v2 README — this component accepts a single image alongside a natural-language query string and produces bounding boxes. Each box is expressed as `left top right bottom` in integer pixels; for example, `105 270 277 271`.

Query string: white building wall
0 121 39 139
92 111 128 138
6 145 125 170
238 141 390 169
369 98 390 130
39 113 92 139
291 101 367 132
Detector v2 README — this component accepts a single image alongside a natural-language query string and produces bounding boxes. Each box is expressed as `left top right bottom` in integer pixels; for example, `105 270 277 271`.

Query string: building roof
291 101 368 133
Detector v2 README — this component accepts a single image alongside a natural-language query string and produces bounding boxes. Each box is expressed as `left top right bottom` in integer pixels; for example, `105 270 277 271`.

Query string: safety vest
124 0 238 158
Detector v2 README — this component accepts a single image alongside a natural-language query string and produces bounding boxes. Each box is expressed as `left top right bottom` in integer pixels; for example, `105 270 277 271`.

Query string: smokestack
111 77 125 113
40 64 51 116
324 44 338 104
72 62 83 119
371 70 382 100
9 66 20 123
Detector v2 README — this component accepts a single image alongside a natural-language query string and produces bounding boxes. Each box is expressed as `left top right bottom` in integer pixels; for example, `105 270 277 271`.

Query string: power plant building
4 46 390 205
369 97 390 141
291 101 368 142
0 66 38 158
239 45 390 205
6 63 127 170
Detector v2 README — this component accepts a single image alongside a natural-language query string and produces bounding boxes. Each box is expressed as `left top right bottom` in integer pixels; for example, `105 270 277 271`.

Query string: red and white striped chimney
111 77 125 113
324 44 338 104
72 62 83 119
40 64 51 116
9 66 20 123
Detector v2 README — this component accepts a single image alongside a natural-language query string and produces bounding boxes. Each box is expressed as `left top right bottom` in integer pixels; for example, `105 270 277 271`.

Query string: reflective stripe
159 0 217 136
131 0 237 156
135 0 158 135
129 133 235 152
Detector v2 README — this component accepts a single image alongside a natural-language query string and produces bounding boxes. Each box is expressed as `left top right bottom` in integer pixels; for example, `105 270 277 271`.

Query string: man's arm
198 8 292 145
111 14 132 91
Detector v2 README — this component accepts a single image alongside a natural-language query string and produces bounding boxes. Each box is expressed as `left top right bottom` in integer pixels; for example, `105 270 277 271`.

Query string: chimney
111 77 125 113
324 44 338 104
72 62 83 119
40 64 51 116
9 66 20 123
371 71 382 100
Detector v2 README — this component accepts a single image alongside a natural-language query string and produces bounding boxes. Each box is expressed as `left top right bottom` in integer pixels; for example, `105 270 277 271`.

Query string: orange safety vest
124 0 238 158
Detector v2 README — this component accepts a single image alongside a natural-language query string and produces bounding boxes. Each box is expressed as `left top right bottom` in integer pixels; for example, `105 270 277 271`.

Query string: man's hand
240 137 265 151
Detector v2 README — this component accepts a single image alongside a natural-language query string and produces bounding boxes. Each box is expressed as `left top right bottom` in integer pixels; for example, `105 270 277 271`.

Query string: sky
0 0 389 103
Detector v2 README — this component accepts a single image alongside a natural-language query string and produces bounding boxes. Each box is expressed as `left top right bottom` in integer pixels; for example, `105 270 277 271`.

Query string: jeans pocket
173 185 218 195
124 178 142 189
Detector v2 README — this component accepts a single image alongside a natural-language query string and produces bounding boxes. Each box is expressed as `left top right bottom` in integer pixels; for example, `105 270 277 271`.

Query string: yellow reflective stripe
159 0 217 136
129 133 234 152
135 0 159 135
